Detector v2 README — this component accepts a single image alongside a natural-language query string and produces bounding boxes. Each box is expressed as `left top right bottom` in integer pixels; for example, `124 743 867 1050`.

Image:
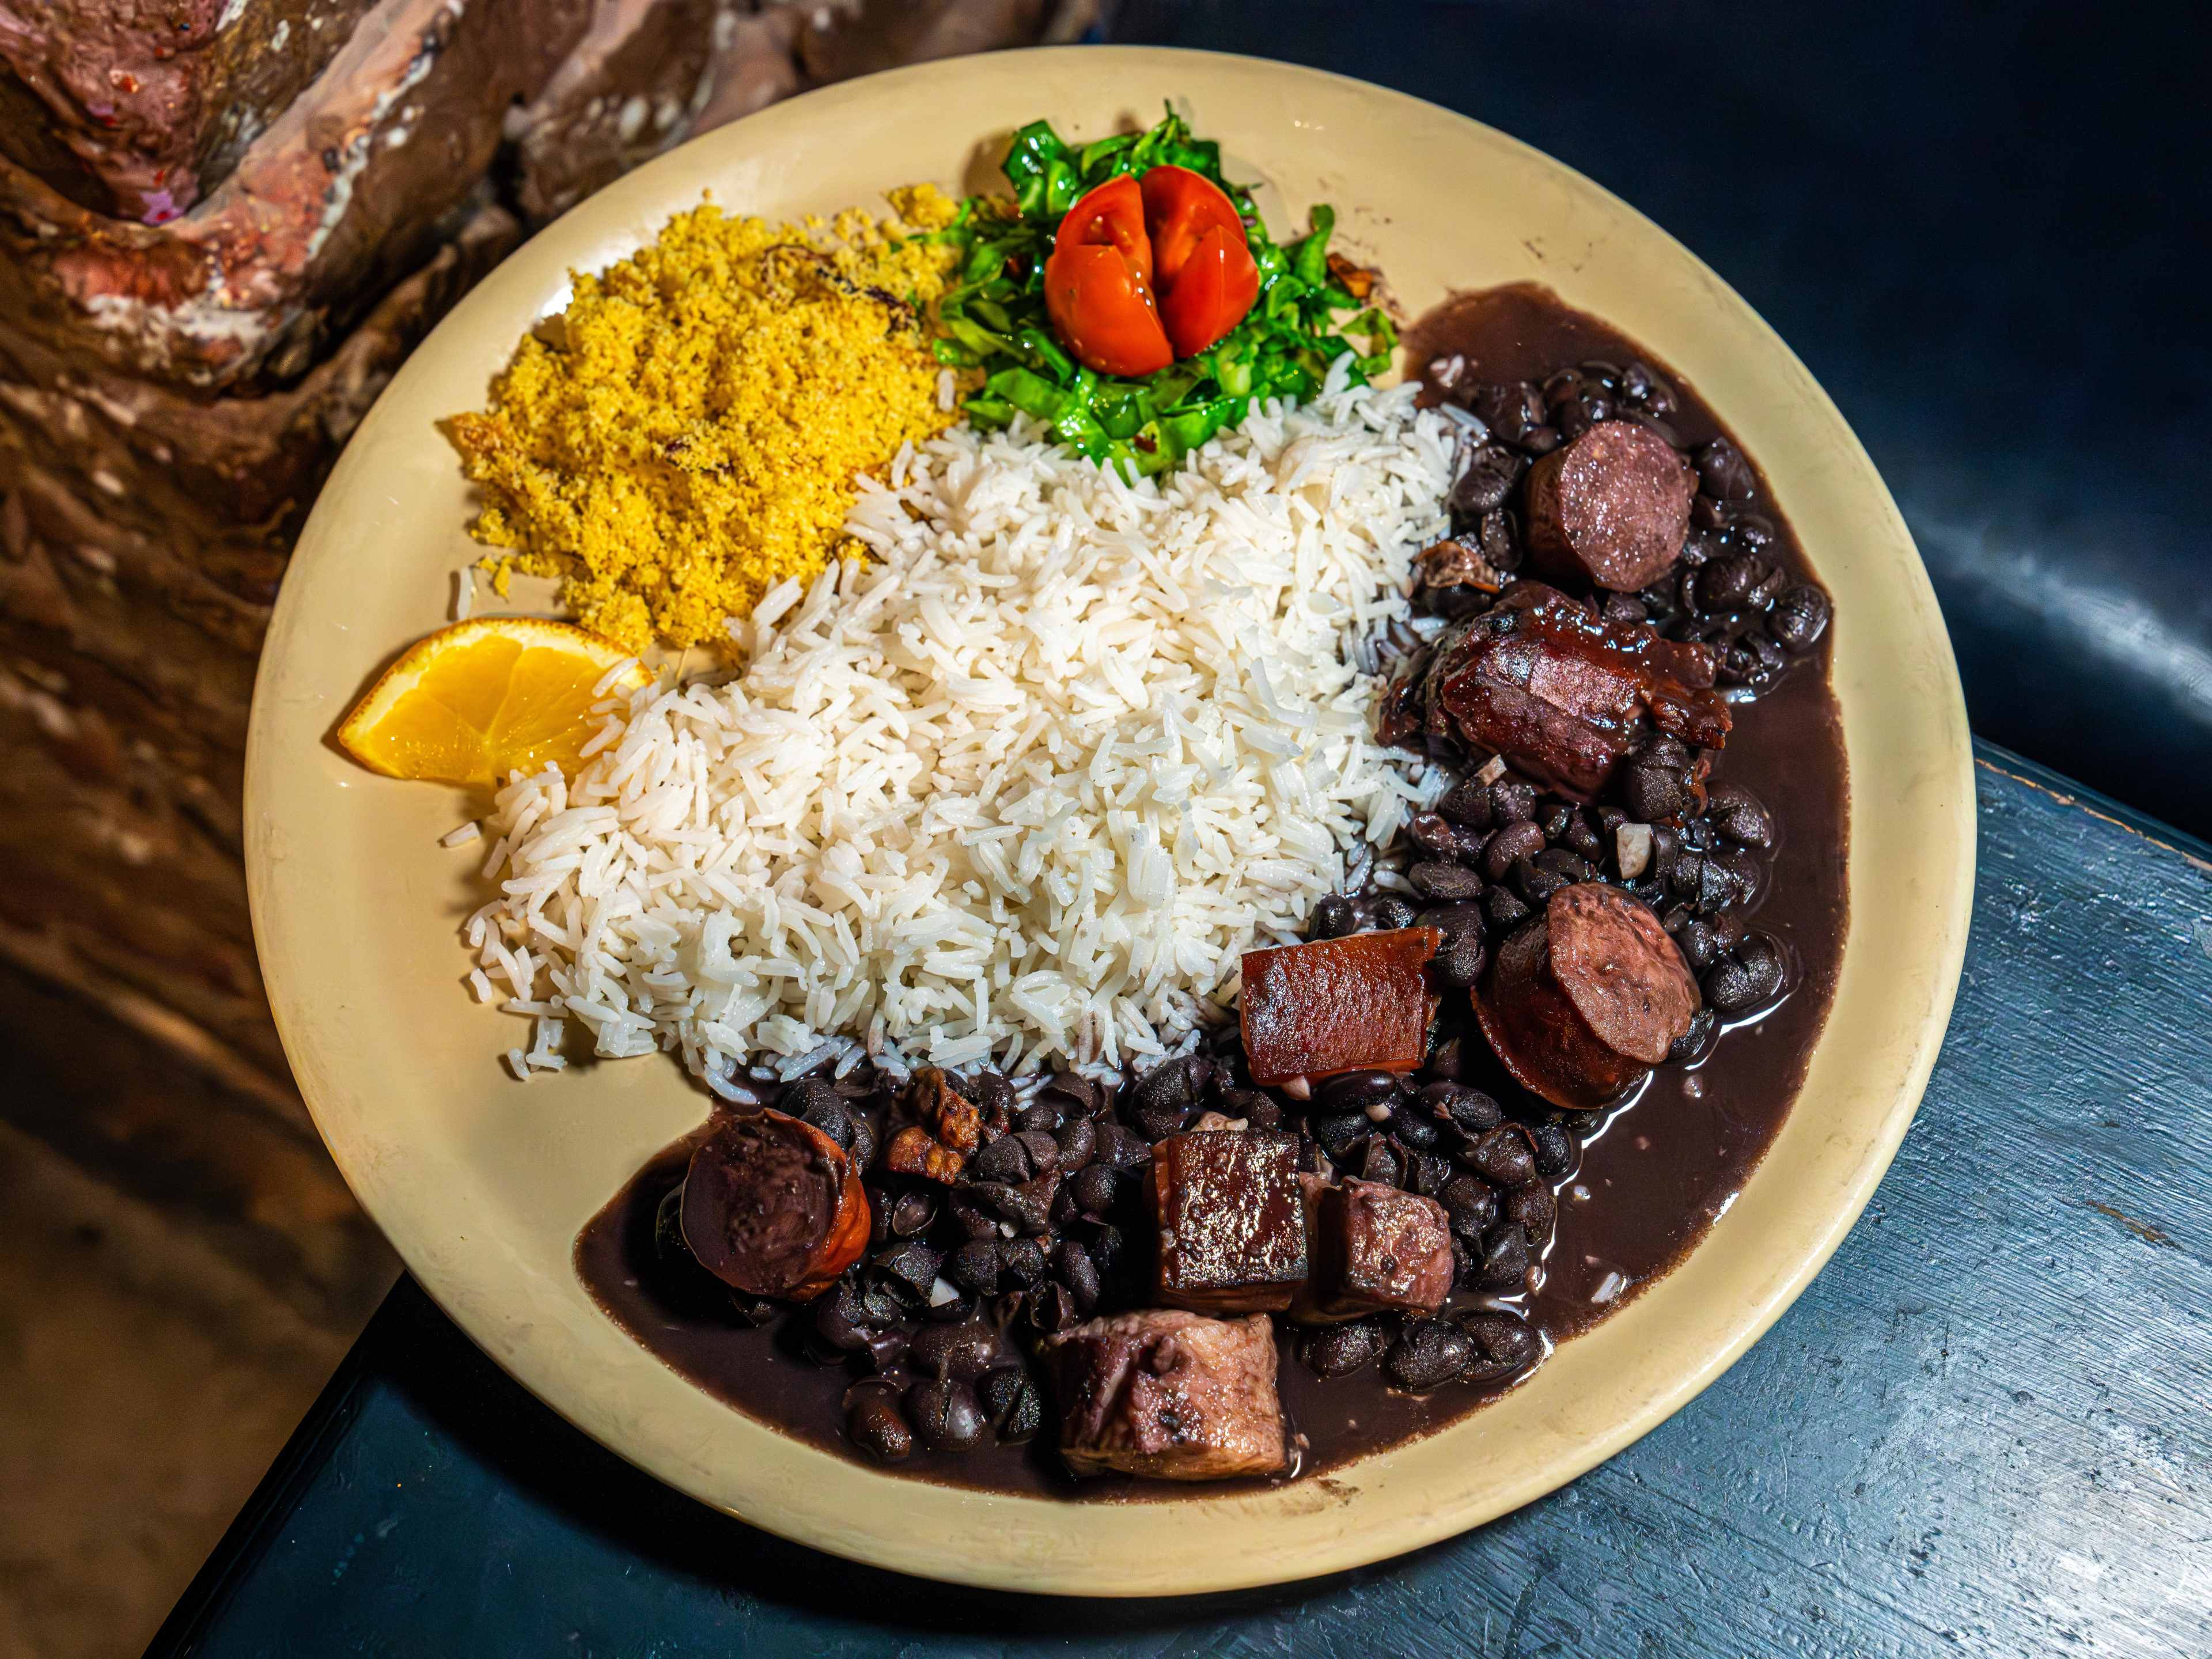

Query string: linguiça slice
335 616 649 787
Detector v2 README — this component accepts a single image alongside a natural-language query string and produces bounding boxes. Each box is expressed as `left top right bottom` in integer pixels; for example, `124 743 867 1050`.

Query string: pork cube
1304 1177 1455 1321
1147 1128 1306 1313
1241 927 1442 1088
1041 1309 1287 1480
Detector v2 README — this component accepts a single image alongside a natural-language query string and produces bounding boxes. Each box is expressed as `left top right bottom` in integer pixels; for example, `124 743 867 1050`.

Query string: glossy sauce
575 283 1849 1497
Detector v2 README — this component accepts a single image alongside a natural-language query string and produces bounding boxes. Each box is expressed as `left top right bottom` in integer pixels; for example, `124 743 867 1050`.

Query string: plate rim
245 43 1975 1595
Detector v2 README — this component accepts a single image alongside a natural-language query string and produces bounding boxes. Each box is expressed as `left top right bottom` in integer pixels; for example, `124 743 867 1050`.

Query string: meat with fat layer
1241 926 1442 1088
1147 1128 1308 1313
1040 1309 1287 1480
1404 582 1730 800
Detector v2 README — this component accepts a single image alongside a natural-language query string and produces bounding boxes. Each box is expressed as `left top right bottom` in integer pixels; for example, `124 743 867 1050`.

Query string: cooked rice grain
475 382 1454 1080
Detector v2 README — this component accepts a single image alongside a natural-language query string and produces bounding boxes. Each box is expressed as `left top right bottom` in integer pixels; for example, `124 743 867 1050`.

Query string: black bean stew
574 283 1849 1497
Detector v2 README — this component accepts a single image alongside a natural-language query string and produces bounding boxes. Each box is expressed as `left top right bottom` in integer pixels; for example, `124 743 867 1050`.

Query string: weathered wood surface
147 743 2212 1659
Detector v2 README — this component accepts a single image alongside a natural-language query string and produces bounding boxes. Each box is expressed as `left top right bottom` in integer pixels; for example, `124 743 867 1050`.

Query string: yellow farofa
446 185 961 656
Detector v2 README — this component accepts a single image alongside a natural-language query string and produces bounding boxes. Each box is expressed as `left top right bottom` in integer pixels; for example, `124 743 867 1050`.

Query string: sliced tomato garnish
1043 244 1173 377
1041 165 1260 375
1139 165 1246 289
1157 223 1262 359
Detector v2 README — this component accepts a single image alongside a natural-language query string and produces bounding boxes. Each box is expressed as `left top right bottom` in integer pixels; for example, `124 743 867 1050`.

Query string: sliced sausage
1524 420 1697 592
1241 926 1443 1089
680 1108 869 1302
1412 582 1731 800
1474 883 1699 1110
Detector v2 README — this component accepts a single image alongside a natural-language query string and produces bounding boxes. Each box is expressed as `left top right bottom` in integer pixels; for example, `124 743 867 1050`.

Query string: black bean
1512 855 1569 907
1419 1035 1475 1085
1441 1173 1499 1238
907 1320 998 1380
1482 820 1546 881
1313 1111 1372 1163
1048 1181 1080 1230
1618 360 1675 417
1451 442 1528 514
1505 1184 1556 1236
1384 1318 1477 1391
1418 900 1490 942
1455 1310 1540 1382
1025 1279 1081 1336
1425 1082 1503 1134
1537 800 1574 841
1305 1319 1389 1377
1040 1072 1101 1117
1016 1100 1063 1135
971 1134 1033 1185
1404 1148 1455 1196
1490 777 1538 824
1437 778 1496 830
1318 1070 1402 1115
946 1237 1001 1297
1529 1118 1577 1181
889 1188 939 1239
1132 1054 1210 1118
1411 861 1484 902
1669 1005 1717 1062
1312 893 1358 939
1533 846 1595 884
1561 814 1605 863
1730 512 1777 551
907 1378 988 1452
1478 506 1524 572
1093 1121 1152 1173
1469 380 1545 442
1410 811 1487 865
1600 593 1649 630
783 1079 853 1150
726 1290 781 1328
1486 887 1532 930
1624 763 1695 827
1054 1115 1096 1173
1696 438 1756 502
1066 1161 1118 1219
812 1281 877 1353
1080 1220 1125 1277
1469 1124 1540 1190
1051 1240 1102 1313
1479 1222 1532 1291
1770 584 1831 653
1435 928 1488 988
1350 1134 1399 1185
1519 423 1561 456
1392 1108 1443 1152
998 1237 1047 1290
978 1368 1044 1442
947 1192 1000 1240
1676 916 1720 971
1373 896 1419 932
1691 493 1730 531
847 1391 914 1461
1702 785 1770 850
1704 955 1763 1013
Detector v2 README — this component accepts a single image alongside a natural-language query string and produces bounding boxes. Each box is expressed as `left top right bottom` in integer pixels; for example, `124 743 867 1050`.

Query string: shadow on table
380 1279 1432 1634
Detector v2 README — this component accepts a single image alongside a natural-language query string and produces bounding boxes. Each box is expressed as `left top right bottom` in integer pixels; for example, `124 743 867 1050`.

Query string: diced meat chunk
1524 420 1698 591
1147 1129 1308 1313
1295 1178 1455 1322
1241 927 1442 1088
1475 884 1700 1110
1041 1309 1287 1480
680 1109 868 1302
1408 582 1730 800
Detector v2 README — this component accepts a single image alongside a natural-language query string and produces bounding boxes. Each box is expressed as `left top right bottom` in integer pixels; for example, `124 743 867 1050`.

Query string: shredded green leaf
929 107 1395 478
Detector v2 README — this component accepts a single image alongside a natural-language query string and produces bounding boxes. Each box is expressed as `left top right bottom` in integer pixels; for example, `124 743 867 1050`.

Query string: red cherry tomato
1138 166 1245 288
1156 222 1262 360
1041 166 1260 374
1045 176 1172 377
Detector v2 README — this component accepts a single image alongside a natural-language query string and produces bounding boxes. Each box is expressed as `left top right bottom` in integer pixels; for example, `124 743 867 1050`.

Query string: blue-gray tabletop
149 740 2210 1657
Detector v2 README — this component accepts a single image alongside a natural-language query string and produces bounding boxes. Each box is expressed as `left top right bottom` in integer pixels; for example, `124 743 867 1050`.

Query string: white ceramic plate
246 47 1974 1594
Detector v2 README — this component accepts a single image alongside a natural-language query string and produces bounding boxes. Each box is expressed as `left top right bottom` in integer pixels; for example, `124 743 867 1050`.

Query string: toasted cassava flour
468 380 1456 1087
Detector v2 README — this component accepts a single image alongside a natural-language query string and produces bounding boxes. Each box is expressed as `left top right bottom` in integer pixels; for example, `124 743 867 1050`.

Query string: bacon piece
1240 926 1443 1089
1146 1128 1308 1314
1411 582 1730 801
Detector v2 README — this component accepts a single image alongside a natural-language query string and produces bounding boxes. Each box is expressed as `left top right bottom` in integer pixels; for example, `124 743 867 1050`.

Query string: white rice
472 381 1455 1081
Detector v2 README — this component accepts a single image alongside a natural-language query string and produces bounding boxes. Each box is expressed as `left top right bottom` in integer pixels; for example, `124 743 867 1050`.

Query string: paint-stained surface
150 742 2210 1658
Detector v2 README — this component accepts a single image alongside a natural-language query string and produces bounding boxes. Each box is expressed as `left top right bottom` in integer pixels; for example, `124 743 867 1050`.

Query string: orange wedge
336 618 650 787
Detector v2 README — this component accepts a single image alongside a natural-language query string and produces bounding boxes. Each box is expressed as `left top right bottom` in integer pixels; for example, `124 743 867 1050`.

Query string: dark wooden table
147 740 2210 1658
